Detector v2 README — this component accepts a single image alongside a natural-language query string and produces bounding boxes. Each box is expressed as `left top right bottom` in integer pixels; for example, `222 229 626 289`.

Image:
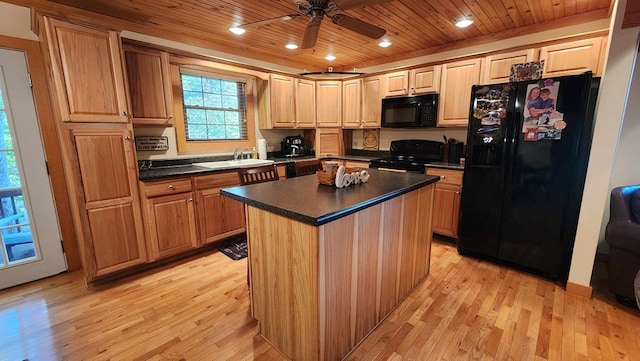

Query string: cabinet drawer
425 168 463 186
143 178 192 197
193 171 240 190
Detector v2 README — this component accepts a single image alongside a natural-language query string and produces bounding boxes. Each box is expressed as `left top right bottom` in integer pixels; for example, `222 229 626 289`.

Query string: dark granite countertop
221 169 440 226
424 162 465 170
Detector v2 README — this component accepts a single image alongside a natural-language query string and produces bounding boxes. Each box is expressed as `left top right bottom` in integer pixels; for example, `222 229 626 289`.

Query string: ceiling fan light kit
325 54 336 61
228 26 246 35
378 39 392 47
285 43 299 49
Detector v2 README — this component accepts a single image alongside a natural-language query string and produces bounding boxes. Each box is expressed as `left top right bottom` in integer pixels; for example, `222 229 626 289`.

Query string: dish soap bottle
252 147 258 159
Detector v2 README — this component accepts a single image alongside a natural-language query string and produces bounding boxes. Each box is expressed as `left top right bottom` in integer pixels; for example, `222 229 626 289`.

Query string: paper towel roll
257 139 267 160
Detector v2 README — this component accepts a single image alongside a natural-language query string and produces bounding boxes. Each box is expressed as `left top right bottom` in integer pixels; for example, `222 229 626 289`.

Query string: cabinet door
194 172 245 244
296 78 316 128
344 160 370 169
385 71 409 96
409 66 441 94
43 18 129 123
72 127 146 279
426 168 463 238
482 49 536 84
362 76 382 128
342 79 361 128
123 45 174 126
316 128 343 157
316 81 342 127
270 74 296 128
438 59 481 127
145 192 198 260
540 38 603 77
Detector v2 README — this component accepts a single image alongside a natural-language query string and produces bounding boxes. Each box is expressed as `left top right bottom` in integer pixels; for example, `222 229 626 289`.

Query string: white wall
0 2 36 40
568 0 640 287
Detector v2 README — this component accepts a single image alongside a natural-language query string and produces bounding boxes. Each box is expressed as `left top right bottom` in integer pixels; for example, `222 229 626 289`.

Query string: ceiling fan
234 0 392 49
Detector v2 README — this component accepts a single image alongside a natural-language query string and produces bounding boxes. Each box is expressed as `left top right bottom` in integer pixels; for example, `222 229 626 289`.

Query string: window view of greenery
0 87 32 265
181 73 247 141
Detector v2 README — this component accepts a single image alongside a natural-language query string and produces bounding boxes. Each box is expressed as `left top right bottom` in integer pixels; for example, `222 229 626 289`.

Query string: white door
0 48 66 289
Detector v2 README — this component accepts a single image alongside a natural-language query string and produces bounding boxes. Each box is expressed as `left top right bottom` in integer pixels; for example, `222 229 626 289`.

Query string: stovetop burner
370 139 444 172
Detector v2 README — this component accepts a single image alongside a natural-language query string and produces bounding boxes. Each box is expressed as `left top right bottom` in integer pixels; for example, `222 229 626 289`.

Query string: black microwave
381 94 438 128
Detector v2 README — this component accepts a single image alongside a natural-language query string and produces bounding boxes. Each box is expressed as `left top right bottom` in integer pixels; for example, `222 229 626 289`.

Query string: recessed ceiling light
285 43 299 50
229 26 246 35
455 18 473 28
325 54 336 61
378 39 392 48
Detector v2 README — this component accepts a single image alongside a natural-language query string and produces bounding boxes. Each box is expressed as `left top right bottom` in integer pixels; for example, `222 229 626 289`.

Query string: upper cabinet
482 49 537 84
383 66 440 97
268 74 296 128
342 79 361 128
438 58 481 127
409 66 441 94
539 37 604 78
342 76 381 128
41 17 129 123
123 44 174 126
259 75 315 129
384 71 409 96
296 78 317 128
361 76 382 128
316 80 342 127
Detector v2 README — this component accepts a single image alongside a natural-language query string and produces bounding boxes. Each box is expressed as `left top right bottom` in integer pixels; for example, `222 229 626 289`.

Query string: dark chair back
238 164 280 185
294 159 323 177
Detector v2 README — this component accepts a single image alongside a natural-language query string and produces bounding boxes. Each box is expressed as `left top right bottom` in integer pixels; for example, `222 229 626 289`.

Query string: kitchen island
222 170 439 361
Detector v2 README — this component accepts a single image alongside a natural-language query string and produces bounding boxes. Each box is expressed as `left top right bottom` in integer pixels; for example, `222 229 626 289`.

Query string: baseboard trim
566 281 593 298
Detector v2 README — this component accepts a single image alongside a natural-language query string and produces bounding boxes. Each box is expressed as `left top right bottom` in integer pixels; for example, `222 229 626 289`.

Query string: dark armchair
605 185 640 307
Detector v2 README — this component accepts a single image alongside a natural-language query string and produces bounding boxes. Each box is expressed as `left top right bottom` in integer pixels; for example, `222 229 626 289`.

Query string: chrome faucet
233 148 243 160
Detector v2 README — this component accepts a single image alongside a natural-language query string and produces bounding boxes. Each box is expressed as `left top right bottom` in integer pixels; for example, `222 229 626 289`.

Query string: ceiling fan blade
239 14 301 28
301 17 322 49
331 14 386 39
332 0 394 11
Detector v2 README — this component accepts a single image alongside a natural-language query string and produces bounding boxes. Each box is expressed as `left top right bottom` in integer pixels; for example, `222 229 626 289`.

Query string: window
180 71 247 141
172 64 256 153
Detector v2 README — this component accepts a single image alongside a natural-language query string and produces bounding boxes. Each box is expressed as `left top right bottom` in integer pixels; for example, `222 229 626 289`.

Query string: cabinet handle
121 111 128 116
441 176 445 179
168 185 174 189
124 136 131 140
456 191 460 194
189 198 193 202
168 115 174 120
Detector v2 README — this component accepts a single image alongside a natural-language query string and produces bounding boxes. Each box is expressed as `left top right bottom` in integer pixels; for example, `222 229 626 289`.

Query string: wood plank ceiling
10 0 614 71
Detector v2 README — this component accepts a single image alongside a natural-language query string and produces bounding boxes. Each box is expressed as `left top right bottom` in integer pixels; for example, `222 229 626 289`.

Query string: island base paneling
246 184 435 361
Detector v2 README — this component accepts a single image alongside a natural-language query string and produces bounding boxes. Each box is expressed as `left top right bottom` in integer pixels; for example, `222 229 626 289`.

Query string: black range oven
369 139 444 173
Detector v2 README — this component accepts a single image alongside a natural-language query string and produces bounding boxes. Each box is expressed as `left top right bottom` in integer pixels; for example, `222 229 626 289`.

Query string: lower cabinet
70 125 148 280
194 171 245 244
139 178 198 260
425 168 463 238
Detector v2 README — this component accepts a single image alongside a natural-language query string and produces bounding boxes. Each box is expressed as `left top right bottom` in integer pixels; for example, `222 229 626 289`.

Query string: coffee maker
442 138 465 163
281 135 307 157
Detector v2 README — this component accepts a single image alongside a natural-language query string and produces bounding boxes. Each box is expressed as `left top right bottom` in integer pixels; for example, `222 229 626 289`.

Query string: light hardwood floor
1 239 639 360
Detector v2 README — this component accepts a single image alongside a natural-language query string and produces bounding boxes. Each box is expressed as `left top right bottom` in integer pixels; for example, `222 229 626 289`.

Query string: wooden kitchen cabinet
539 37 604 77
316 81 342 127
194 172 245 244
296 78 316 128
41 17 129 123
342 79 361 128
482 49 536 84
123 44 174 126
140 178 198 260
426 168 463 238
438 58 482 127
409 65 441 94
70 125 147 280
343 75 381 128
315 128 344 157
344 160 370 169
268 74 296 128
384 71 409 96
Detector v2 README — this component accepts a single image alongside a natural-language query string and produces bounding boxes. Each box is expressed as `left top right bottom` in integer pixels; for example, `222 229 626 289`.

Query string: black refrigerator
457 72 599 280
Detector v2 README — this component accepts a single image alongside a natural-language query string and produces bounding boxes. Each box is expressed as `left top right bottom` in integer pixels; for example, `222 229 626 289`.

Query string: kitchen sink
193 159 274 170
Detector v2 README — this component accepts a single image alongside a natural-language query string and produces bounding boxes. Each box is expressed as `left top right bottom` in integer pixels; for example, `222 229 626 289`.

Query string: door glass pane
0 87 35 266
